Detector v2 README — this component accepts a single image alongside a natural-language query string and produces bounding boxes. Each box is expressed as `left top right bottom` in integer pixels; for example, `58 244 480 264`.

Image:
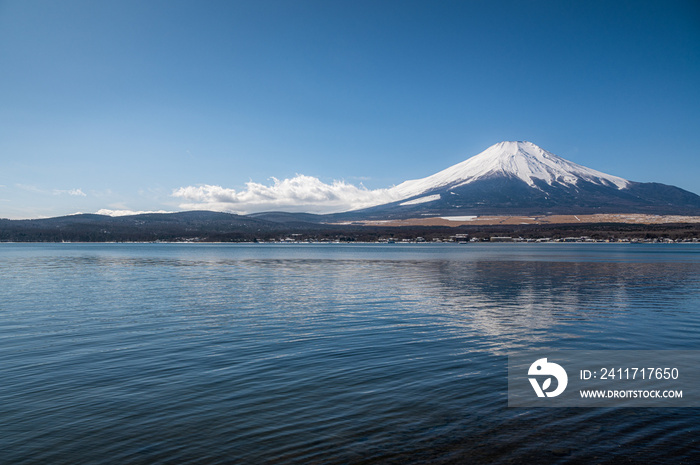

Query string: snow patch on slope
441 216 477 221
97 209 174 217
399 194 441 206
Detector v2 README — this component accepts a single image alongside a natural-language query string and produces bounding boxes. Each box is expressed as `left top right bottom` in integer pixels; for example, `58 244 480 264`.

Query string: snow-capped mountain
390 141 628 198
339 141 700 219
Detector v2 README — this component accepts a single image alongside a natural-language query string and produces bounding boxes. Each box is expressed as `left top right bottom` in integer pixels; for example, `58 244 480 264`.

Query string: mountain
335 141 700 219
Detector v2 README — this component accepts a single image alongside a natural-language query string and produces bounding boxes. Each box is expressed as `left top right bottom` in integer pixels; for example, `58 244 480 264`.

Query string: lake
1 243 698 464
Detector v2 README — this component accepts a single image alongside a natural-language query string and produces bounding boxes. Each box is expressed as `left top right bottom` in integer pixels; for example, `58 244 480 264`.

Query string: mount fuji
335 141 700 220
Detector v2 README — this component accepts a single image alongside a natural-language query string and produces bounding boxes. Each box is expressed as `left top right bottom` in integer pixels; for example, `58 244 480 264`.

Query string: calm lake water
1 243 699 464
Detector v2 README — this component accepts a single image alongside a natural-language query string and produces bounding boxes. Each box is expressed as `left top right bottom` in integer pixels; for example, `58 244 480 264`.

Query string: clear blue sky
1 0 699 218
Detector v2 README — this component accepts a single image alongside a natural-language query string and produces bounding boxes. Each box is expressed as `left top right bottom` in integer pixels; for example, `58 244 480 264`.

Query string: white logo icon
528 358 568 397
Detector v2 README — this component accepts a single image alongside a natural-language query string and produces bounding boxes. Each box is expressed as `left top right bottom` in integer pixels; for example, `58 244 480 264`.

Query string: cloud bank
53 188 86 197
172 175 403 214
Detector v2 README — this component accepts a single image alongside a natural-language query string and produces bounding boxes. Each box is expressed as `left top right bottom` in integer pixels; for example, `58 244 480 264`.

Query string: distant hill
247 211 327 224
0 211 280 242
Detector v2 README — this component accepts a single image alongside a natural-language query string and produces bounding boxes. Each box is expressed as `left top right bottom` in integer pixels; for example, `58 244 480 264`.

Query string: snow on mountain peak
391 141 629 199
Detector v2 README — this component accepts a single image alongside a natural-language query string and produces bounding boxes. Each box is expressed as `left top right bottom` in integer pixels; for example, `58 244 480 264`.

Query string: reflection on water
0 243 698 464
426 260 698 351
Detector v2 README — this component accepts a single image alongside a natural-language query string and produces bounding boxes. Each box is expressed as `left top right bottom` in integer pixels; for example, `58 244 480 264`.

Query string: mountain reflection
396 259 698 350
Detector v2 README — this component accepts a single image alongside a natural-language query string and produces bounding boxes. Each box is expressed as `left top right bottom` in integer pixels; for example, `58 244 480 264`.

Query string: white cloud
16 184 44 193
16 185 87 197
53 188 86 197
96 209 174 217
172 175 404 214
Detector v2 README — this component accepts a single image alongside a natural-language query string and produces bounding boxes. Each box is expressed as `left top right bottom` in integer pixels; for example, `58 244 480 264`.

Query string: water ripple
0 243 698 464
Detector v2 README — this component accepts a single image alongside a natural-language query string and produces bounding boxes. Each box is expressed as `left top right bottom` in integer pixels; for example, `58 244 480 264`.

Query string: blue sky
1 0 699 218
